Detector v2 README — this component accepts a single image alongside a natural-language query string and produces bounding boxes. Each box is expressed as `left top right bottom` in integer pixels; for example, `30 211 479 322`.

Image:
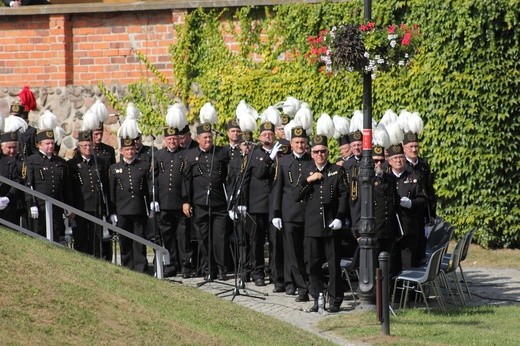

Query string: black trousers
283 222 308 294
118 214 147 273
157 209 193 274
305 235 343 306
0 205 20 226
397 235 418 270
249 213 268 280
193 204 228 276
269 222 284 288
74 212 112 261
32 203 65 241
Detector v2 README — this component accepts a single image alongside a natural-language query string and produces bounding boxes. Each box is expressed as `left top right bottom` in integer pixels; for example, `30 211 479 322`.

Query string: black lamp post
357 0 376 305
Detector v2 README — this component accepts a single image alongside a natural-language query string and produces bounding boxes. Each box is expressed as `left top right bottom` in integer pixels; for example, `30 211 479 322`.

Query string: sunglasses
373 159 385 163
312 149 327 154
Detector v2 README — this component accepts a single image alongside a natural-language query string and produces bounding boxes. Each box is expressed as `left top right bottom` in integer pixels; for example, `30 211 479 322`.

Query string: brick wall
0 10 181 87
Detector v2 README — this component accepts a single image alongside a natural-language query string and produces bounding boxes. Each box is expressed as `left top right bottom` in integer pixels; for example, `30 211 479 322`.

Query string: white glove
328 219 342 230
30 206 39 219
109 214 118 224
400 197 412 209
150 201 160 212
269 142 282 160
0 197 8 211
272 218 283 230
228 210 238 220
237 205 247 215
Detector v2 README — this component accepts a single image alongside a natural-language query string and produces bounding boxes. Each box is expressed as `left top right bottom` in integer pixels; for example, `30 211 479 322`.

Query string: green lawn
0 227 331 345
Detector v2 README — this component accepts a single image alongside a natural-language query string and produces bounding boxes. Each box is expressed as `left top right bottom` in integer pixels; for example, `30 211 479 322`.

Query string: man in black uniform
372 144 401 275
402 131 436 264
68 130 110 259
25 130 73 240
387 143 427 270
182 123 229 281
293 134 348 313
224 119 241 161
109 137 151 272
271 126 310 300
179 125 198 150
335 135 352 166
154 126 194 278
9 101 36 161
248 122 282 288
0 131 22 226
92 126 116 166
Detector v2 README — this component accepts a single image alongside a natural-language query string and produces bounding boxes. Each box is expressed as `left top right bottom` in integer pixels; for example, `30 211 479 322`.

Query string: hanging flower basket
306 22 421 78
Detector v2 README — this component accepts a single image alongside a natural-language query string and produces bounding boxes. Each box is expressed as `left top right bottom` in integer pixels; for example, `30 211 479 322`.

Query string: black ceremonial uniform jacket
343 155 362 231
270 152 311 223
226 152 251 209
182 145 229 207
405 157 436 220
224 144 241 163
373 172 400 240
248 147 276 214
19 125 36 161
0 154 22 203
392 170 427 237
109 158 151 216
294 162 348 237
68 153 110 214
25 151 73 206
93 142 116 166
154 147 185 210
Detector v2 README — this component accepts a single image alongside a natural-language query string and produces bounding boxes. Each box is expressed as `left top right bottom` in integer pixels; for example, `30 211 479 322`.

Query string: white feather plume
332 115 350 139
373 123 390 148
38 110 59 131
54 126 66 146
349 110 364 133
379 109 398 127
90 100 109 123
81 110 101 131
281 96 301 116
0 114 4 132
238 110 257 133
236 100 259 124
408 111 424 135
260 106 281 127
199 102 218 125
283 119 296 140
166 103 188 130
294 102 313 133
4 115 28 133
126 102 142 120
386 121 404 146
117 103 142 139
316 113 335 138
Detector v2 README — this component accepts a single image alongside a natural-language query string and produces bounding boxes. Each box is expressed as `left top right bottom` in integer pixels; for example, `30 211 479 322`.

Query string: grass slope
0 228 330 345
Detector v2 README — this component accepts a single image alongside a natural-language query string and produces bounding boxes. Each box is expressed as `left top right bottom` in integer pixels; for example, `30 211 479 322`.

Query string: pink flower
388 24 396 34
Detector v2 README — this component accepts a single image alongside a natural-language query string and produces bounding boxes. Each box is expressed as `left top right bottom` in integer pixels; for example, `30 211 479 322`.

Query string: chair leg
432 279 447 312
451 271 465 305
440 271 457 305
417 282 430 312
459 265 472 300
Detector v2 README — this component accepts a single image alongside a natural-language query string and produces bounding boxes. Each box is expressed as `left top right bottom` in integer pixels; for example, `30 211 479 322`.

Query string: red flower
367 22 375 30
388 24 396 34
402 32 412 45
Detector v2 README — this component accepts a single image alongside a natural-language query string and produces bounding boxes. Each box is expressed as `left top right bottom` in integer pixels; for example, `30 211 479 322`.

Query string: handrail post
155 252 164 279
45 200 54 242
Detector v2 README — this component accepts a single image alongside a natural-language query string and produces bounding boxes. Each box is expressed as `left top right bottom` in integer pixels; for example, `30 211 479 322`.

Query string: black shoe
295 294 309 302
285 287 297 295
327 305 341 313
309 300 319 312
182 272 193 279
204 274 214 282
272 286 285 293
217 271 227 281
163 266 177 278
254 278 266 286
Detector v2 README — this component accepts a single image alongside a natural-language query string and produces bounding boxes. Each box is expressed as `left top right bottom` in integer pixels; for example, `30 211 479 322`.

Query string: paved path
172 267 520 345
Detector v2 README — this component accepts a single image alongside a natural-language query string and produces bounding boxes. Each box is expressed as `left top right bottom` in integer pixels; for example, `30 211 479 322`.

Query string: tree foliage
100 0 520 248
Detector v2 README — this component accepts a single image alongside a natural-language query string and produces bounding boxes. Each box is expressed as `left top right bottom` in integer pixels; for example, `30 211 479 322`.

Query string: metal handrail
0 174 170 279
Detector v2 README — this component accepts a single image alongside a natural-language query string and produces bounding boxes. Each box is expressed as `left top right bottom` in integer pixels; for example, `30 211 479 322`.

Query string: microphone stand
217 141 266 301
92 152 110 261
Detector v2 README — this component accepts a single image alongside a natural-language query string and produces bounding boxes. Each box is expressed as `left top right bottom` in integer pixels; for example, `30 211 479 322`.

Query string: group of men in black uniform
0 99 436 314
